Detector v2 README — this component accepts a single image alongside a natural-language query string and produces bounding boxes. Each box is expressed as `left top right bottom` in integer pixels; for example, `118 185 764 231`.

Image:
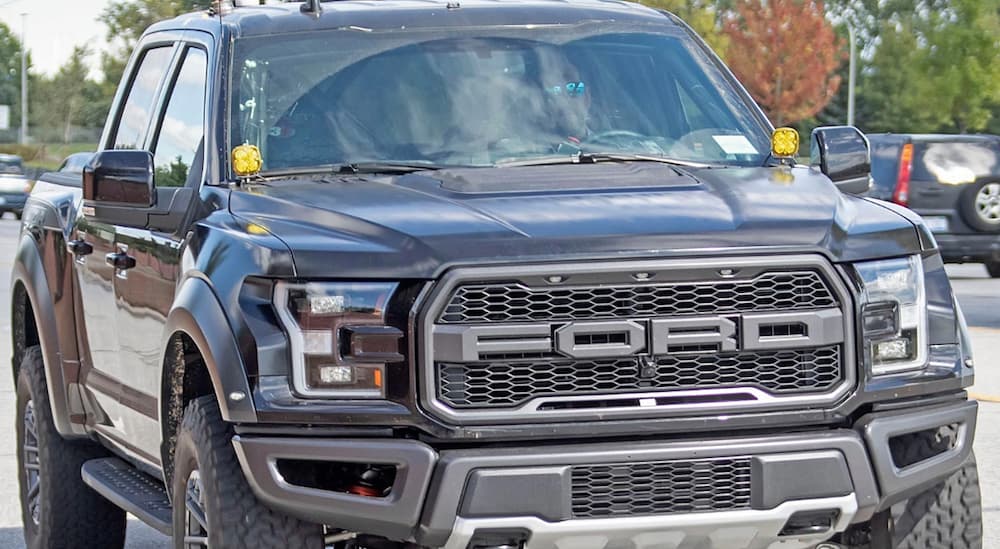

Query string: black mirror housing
810 126 872 195
81 150 165 229
83 150 156 208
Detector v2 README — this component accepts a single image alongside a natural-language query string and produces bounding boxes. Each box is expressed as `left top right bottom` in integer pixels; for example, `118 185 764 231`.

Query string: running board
81 457 172 535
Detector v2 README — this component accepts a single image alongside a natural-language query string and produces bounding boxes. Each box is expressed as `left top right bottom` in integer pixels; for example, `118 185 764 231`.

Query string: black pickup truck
12 2 980 548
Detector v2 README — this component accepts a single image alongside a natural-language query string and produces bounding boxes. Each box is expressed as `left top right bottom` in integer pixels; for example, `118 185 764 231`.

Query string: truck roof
149 0 677 38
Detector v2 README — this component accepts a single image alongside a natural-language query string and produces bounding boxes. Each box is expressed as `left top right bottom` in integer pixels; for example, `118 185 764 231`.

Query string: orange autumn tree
723 0 844 126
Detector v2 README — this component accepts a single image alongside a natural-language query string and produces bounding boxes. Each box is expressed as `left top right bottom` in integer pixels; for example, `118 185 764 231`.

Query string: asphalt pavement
0 217 996 548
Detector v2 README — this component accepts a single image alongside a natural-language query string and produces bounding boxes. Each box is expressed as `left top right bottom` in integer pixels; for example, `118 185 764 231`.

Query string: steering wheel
584 130 650 148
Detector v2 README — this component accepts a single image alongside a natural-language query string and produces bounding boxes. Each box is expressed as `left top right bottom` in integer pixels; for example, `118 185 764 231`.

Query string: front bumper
233 399 977 548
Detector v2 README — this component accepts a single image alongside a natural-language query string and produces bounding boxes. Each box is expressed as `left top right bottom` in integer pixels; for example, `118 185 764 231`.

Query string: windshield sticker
712 135 758 155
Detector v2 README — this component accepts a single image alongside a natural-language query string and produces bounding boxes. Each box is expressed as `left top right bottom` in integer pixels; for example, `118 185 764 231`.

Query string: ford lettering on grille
432 310 844 362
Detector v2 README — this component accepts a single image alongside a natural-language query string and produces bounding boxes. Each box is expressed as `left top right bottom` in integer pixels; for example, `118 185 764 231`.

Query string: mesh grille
438 346 841 408
440 271 836 324
571 458 752 518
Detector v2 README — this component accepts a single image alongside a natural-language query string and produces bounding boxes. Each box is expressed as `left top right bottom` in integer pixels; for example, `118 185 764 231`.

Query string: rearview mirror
810 126 872 195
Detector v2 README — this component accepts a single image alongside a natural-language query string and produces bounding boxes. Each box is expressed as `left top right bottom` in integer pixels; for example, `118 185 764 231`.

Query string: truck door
114 40 210 460
75 41 177 459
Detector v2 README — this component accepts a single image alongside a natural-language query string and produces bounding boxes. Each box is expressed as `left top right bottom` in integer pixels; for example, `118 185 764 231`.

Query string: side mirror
83 150 155 207
810 126 872 195
82 150 158 228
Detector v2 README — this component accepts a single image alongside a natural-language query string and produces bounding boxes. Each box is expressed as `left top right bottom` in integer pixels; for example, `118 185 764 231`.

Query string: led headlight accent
274 282 400 398
855 255 927 375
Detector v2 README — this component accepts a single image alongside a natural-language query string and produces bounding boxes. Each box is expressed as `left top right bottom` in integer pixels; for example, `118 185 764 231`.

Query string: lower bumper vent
571 458 752 518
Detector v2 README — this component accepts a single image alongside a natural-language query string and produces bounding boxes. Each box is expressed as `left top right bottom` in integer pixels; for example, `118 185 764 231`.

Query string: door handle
67 240 93 257
105 252 136 271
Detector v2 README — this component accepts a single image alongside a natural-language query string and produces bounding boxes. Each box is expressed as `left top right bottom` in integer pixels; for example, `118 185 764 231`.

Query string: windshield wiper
495 152 711 169
259 161 444 178
344 161 445 174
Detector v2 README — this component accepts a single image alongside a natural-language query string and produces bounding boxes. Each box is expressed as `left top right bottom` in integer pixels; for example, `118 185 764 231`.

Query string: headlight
855 255 927 375
274 281 402 398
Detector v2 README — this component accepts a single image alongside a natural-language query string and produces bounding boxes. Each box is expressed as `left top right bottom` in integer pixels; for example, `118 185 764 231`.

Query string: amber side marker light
771 127 800 158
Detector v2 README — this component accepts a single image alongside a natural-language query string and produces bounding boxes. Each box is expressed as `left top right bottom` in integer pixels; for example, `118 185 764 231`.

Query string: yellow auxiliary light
232 144 263 177
771 127 800 159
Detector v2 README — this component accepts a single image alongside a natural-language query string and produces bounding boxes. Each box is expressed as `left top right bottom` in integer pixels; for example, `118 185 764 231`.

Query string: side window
113 47 175 151
870 140 902 190
152 48 208 188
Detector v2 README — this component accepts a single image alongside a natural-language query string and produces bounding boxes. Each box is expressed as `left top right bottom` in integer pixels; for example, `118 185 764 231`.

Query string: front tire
16 345 127 549
171 396 323 548
891 452 982 548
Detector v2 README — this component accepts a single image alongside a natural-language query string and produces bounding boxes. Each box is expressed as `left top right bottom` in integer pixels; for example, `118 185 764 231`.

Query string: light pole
847 25 856 127
19 12 27 144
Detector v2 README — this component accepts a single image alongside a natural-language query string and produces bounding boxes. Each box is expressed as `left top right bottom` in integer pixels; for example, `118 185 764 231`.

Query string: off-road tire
16 345 127 549
171 395 323 548
985 260 1000 278
892 452 982 548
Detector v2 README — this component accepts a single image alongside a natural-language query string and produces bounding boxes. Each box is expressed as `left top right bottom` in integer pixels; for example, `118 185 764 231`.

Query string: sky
0 0 114 78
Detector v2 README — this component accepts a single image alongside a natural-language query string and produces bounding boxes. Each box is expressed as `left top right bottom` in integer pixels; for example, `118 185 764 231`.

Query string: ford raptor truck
11 1 981 548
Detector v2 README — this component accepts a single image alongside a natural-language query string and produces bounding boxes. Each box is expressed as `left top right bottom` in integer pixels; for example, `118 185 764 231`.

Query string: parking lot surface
0 217 996 548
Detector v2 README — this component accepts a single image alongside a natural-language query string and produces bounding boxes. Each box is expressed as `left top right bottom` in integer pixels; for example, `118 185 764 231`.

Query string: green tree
858 0 1000 133
0 22 28 134
30 46 99 142
99 0 206 93
637 0 730 56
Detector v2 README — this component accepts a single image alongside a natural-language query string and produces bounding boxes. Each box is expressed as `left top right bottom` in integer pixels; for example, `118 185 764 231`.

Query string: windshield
231 22 771 173
0 158 23 175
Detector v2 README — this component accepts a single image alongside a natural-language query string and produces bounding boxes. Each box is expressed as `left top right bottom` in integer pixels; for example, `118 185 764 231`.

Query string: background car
58 151 93 174
868 133 1000 277
0 153 24 175
0 154 32 219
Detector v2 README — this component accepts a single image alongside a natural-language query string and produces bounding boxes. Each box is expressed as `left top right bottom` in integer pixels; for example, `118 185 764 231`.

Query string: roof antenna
301 0 322 16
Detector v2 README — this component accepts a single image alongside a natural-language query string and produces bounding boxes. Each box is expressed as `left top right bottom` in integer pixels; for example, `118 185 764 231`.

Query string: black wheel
985 260 1000 278
171 395 323 549
890 452 982 548
16 345 127 549
960 180 1000 232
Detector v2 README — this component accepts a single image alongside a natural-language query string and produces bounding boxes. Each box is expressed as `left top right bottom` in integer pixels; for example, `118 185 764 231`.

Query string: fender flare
11 235 87 437
160 276 257 427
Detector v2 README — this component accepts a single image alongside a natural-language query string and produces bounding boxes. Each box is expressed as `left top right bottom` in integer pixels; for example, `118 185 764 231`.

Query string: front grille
571 458 752 518
438 346 841 408
422 258 854 423
441 271 836 324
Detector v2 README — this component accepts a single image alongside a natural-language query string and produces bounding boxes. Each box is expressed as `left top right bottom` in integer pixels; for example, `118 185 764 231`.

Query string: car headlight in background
274 282 402 398
855 255 927 375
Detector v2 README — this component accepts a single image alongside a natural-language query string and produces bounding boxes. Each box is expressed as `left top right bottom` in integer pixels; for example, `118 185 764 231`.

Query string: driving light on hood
771 127 800 158
232 143 263 177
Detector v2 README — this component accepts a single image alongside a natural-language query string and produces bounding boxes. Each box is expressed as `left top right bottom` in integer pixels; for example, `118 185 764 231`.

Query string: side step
81 457 173 535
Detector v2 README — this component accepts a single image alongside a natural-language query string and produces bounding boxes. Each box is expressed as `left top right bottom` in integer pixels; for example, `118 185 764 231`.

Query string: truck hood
229 163 922 279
